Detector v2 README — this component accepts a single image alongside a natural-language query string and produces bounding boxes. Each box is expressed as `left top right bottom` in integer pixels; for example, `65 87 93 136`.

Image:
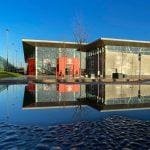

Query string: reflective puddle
0 83 149 149
0 83 149 126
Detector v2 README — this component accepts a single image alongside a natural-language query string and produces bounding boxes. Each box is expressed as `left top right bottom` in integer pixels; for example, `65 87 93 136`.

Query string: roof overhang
22 39 87 48
22 39 87 62
86 37 150 51
101 37 150 47
22 37 150 61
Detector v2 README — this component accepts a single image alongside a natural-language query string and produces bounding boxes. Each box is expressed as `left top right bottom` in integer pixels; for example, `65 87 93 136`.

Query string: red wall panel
56 57 80 78
27 58 35 75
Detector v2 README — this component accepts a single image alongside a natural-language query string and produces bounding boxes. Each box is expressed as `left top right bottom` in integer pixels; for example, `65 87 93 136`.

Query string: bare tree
73 15 88 81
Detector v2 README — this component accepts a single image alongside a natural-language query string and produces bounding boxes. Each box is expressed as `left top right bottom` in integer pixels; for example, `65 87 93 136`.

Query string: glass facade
105 45 150 76
86 48 103 77
105 45 150 55
36 46 86 76
85 44 150 78
23 39 150 79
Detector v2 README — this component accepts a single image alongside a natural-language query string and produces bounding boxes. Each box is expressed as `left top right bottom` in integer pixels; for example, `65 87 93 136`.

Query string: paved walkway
0 76 28 84
0 75 150 84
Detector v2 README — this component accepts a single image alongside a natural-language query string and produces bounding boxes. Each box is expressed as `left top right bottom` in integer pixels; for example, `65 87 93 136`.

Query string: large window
36 47 86 76
105 45 150 76
105 45 150 55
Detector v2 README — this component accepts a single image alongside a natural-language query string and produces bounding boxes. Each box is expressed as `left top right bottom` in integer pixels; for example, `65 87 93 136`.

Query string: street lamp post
11 43 15 72
138 50 141 81
16 49 18 70
6 29 9 71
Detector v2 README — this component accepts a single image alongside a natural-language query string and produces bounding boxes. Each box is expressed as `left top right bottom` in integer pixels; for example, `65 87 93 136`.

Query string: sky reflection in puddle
0 83 149 126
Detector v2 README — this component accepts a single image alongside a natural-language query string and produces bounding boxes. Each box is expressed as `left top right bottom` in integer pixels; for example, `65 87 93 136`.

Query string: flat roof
23 37 150 61
22 39 87 62
22 39 86 48
102 37 150 47
86 37 150 51
101 37 150 44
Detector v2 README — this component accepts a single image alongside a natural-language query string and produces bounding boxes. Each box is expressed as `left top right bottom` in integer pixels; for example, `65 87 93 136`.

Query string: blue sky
0 0 150 67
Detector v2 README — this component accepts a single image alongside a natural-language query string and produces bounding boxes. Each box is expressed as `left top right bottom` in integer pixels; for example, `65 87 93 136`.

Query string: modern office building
23 38 150 79
22 39 86 78
86 38 150 79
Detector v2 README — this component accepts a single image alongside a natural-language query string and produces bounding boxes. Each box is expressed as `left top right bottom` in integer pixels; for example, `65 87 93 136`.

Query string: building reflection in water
23 83 150 111
86 84 150 111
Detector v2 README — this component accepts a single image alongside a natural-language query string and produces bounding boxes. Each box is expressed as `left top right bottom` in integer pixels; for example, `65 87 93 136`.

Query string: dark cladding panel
23 42 35 62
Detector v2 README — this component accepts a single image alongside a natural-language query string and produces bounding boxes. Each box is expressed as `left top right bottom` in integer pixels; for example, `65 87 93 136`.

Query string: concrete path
0 75 150 85
0 76 28 84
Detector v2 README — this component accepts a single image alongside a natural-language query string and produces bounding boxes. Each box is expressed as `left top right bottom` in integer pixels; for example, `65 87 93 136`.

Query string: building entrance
56 57 80 80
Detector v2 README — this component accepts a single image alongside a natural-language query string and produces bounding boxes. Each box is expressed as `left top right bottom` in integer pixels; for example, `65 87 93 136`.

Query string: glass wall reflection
36 47 86 78
86 84 150 111
0 84 149 126
23 83 150 111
